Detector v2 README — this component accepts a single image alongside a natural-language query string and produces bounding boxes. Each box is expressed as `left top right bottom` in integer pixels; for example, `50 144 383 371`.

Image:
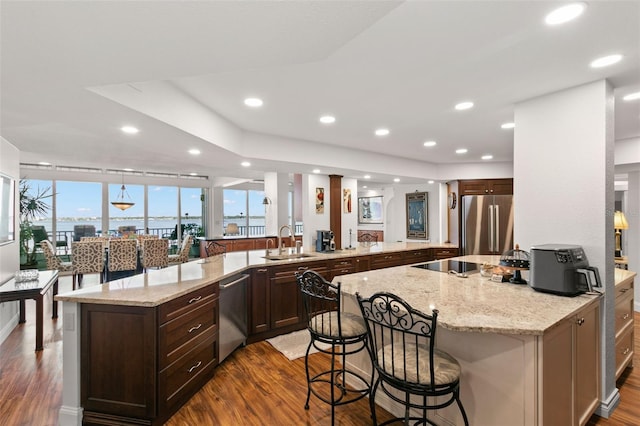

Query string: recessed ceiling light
456 148 468 154
482 155 494 160
501 122 515 129
623 92 640 101
364 175 371 179
423 140 437 147
241 161 251 167
319 115 336 124
393 178 400 183
362 185 368 189
375 128 390 136
244 97 263 107
454 101 474 111
312 169 321 174
590 54 623 68
544 2 586 25
428 180 435 184
188 149 201 155
38 161 51 166
121 126 139 134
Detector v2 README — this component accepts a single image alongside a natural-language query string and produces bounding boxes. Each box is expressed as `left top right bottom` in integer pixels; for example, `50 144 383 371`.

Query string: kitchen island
335 256 636 426
54 241 455 425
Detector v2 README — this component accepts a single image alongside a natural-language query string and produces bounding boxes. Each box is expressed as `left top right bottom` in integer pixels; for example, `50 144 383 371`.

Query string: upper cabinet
458 178 513 196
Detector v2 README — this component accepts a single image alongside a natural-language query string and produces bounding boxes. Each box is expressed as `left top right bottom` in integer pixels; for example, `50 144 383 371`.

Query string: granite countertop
337 255 637 336
55 241 454 306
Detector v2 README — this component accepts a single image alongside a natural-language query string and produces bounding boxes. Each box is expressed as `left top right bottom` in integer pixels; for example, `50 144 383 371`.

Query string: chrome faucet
265 239 274 256
278 225 295 254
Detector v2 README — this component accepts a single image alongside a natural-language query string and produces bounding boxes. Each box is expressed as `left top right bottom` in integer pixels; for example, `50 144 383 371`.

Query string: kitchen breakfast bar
54 244 635 426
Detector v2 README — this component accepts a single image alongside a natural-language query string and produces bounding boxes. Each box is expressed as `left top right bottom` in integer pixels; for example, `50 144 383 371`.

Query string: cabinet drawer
158 284 218 324
158 335 218 412
615 326 634 379
615 292 634 337
331 266 355 276
370 252 404 269
272 264 328 280
616 279 633 299
330 258 357 269
404 250 430 263
433 248 458 259
159 299 218 370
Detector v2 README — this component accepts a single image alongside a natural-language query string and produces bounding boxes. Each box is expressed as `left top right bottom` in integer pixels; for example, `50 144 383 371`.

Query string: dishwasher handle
219 274 250 289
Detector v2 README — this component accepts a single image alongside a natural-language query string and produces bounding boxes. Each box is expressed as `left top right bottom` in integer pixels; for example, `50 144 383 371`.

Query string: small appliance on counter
529 244 601 296
316 230 335 252
499 244 530 285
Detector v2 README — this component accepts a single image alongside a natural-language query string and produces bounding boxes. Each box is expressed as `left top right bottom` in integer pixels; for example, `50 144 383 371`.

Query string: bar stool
296 270 372 425
356 292 469 426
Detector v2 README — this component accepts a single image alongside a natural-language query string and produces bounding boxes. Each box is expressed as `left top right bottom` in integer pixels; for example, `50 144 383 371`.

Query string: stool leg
370 378 380 425
330 343 336 426
455 389 469 426
304 339 313 410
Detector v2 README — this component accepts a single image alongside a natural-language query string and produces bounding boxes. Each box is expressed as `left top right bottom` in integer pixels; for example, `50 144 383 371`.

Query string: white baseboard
58 405 83 426
0 311 19 346
595 388 620 419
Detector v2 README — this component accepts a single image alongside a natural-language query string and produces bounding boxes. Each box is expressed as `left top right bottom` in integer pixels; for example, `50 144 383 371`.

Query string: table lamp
614 210 629 259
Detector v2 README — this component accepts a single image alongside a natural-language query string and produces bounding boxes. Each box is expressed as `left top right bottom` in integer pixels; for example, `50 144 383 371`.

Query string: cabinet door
459 180 489 195
489 179 513 195
542 318 573 426
249 268 270 335
575 302 600 426
270 270 304 329
81 304 157 419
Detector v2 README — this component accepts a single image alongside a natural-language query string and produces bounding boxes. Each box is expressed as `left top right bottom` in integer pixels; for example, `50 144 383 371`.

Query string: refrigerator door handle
494 205 500 254
488 205 495 252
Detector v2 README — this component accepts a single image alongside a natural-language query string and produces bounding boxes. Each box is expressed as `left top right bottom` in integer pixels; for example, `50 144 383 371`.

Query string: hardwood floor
0 274 638 425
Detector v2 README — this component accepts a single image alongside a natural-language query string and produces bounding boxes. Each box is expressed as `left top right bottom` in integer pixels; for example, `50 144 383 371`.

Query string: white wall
301 174 331 249
514 80 617 416
0 137 20 345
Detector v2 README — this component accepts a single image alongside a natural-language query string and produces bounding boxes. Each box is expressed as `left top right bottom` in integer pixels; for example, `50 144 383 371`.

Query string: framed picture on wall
343 188 352 213
358 196 383 224
406 192 428 239
316 187 324 214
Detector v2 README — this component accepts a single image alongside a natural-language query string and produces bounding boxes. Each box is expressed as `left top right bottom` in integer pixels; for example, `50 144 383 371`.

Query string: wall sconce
262 197 272 205
614 210 629 258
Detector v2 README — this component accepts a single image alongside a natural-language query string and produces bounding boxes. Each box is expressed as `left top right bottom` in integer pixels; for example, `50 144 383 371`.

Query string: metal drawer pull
620 288 629 293
188 323 203 333
188 295 202 304
257 268 268 272
576 318 585 326
297 266 309 271
188 361 202 373
623 313 630 320
623 347 631 355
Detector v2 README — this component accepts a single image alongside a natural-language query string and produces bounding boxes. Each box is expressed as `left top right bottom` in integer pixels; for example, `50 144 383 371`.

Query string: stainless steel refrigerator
461 194 514 255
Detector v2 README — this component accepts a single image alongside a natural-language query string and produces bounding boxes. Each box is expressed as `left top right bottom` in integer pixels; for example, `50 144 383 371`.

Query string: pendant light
111 174 135 211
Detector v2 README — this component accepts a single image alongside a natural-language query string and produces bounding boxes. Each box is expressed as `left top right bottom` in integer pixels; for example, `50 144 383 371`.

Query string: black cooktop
412 260 480 274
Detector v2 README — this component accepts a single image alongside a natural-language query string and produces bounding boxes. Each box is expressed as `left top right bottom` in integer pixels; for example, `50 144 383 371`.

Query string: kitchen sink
262 253 317 261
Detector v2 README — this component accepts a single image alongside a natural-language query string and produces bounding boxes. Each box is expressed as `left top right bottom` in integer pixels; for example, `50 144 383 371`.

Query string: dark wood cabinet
370 251 405 270
403 249 432 264
432 247 459 260
328 258 357 280
459 178 513 196
81 284 219 425
249 268 270 335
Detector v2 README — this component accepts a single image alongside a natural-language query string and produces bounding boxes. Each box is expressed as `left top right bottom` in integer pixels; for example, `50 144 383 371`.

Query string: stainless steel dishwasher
219 273 249 362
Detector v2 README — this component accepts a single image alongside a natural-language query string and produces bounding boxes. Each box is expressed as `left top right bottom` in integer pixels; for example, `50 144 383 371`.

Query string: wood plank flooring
0 274 639 425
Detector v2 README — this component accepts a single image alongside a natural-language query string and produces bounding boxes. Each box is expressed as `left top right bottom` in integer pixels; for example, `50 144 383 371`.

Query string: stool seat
297 270 373 426
379 343 461 386
309 311 367 338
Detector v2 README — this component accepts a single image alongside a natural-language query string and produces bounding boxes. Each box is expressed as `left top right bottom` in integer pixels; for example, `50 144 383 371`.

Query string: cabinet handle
188 360 202 373
623 347 631 356
620 288 629 293
576 318 585 326
188 323 203 333
297 266 309 271
622 313 630 320
188 295 202 304
257 268 268 273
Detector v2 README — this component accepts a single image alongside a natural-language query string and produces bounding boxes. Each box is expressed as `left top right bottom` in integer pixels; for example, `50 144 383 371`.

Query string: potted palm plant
19 180 53 268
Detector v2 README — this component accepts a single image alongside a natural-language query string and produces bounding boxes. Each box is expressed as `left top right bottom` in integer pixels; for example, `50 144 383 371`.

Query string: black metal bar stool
357 292 469 426
296 270 373 425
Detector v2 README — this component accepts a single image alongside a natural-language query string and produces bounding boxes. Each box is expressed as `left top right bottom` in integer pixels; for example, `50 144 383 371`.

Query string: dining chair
73 224 97 241
71 241 105 290
356 292 469 426
40 240 73 276
296 270 372 425
106 239 138 281
32 225 69 254
204 240 226 257
168 235 193 264
141 238 169 271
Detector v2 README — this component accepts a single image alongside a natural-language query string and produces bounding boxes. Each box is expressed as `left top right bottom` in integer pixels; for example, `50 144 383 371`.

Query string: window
57 180 101 241
181 187 204 238
148 185 179 238
223 189 266 237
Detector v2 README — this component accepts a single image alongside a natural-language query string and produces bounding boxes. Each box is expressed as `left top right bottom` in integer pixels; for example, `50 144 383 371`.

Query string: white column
210 186 224 237
58 302 83 425
514 80 617 416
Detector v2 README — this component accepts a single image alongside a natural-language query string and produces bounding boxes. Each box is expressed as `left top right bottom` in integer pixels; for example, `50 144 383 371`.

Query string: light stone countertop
55 241 453 307
337 255 636 336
